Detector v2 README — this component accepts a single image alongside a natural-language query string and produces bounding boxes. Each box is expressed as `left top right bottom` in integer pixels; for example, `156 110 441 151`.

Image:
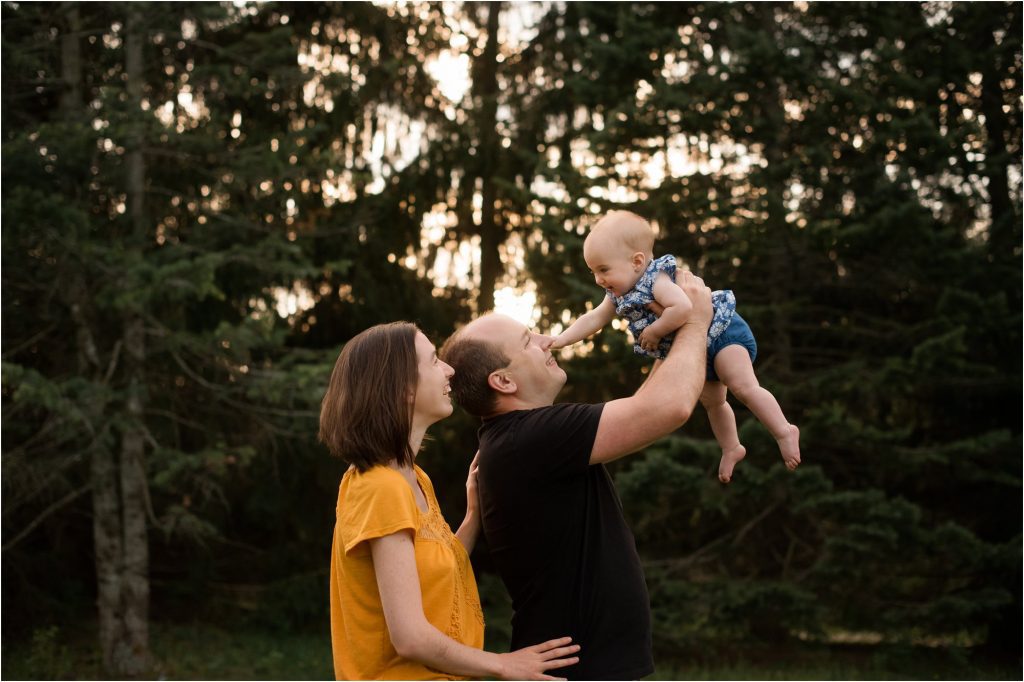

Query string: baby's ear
631 251 646 269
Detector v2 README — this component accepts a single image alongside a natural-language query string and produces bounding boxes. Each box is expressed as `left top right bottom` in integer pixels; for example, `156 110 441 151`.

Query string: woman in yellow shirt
319 322 580 680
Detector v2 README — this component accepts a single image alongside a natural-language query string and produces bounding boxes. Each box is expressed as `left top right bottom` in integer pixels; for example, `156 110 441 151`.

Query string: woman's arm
636 272 694 352
550 297 617 349
370 531 580 680
455 452 480 553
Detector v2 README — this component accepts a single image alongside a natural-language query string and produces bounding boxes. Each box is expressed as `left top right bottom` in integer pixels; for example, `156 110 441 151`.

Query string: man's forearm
643 319 706 413
670 321 707 406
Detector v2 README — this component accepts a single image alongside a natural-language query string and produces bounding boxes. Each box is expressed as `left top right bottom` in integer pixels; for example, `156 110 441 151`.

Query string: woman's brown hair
319 322 419 471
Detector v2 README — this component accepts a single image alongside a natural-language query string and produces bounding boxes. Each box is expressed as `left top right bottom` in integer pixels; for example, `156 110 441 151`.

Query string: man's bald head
439 315 511 417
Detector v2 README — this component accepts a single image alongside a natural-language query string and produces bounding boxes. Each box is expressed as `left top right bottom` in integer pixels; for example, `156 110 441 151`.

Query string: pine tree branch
2 484 91 552
168 348 317 418
1 323 59 359
731 500 783 548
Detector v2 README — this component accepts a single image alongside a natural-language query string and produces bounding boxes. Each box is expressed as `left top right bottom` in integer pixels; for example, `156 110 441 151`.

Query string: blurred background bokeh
2 1 1020 679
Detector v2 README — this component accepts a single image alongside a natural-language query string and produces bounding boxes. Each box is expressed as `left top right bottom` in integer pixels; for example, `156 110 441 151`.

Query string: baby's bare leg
700 380 746 483
713 345 800 470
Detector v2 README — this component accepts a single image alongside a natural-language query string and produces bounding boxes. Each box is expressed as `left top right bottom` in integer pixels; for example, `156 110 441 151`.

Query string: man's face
465 314 566 405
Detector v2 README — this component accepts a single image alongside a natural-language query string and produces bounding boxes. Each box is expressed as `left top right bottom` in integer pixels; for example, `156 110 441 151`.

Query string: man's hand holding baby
675 271 712 330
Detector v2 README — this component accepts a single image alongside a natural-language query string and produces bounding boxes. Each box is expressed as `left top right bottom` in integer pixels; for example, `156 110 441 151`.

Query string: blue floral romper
609 254 758 381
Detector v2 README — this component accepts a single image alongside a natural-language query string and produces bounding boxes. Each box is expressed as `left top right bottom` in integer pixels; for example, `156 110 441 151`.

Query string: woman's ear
487 370 517 395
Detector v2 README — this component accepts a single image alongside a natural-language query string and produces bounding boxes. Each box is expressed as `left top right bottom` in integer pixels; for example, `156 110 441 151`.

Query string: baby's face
583 233 644 298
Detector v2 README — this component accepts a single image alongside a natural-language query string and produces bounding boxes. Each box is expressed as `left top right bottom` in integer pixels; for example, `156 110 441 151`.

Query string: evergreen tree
3 0 455 671
2 2 1019 672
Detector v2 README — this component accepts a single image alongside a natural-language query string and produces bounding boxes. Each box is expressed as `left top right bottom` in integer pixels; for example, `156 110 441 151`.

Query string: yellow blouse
330 464 485 680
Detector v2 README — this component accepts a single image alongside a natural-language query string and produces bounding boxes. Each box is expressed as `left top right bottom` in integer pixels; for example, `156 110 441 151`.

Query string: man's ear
487 370 517 395
631 251 646 271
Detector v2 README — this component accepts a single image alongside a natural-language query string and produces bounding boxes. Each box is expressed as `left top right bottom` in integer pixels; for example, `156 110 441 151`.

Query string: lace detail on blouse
419 487 486 637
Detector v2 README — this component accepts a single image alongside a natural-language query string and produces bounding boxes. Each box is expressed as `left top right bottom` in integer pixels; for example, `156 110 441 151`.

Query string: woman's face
412 331 455 426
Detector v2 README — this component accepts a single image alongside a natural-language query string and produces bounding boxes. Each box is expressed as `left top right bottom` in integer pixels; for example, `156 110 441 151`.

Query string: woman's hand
465 451 480 517
456 451 482 553
497 637 580 680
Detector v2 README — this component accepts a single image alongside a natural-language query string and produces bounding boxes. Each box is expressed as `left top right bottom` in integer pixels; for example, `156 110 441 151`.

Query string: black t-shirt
477 403 654 680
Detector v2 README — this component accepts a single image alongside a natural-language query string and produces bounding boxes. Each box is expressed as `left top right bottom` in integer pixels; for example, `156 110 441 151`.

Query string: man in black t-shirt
440 271 714 680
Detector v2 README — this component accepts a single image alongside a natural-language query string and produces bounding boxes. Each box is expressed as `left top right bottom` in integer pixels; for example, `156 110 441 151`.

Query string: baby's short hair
591 210 655 255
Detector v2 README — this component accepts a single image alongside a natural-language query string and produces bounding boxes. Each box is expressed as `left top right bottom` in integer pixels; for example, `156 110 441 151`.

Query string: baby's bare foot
718 444 747 483
778 424 801 470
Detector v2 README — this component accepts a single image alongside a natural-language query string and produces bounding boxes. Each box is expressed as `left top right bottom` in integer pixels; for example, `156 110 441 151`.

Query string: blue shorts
707 312 757 382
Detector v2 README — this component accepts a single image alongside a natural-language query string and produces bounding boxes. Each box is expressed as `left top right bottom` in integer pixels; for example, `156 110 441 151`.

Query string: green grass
2 621 1018 680
150 623 334 680
649 643 1020 681
2 621 334 680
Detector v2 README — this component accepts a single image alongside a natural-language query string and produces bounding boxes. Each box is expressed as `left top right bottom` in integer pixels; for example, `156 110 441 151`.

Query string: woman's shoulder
336 465 422 553
340 465 409 504
344 463 404 485
337 464 420 523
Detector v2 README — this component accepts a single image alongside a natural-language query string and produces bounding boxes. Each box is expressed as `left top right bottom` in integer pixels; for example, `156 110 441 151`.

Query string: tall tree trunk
88 6 152 678
474 1 502 312
56 3 128 674
63 1 133 674
116 322 148 679
115 6 151 678
61 3 152 669
92 431 126 675
59 3 81 116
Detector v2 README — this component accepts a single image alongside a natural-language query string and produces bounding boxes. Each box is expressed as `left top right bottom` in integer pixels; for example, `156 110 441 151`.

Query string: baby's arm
636 273 694 351
550 297 617 349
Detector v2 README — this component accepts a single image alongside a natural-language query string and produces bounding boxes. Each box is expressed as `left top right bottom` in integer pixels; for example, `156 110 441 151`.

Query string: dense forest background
2 1 1021 679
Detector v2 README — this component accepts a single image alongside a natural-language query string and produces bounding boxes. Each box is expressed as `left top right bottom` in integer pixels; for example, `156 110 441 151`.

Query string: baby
548 211 800 482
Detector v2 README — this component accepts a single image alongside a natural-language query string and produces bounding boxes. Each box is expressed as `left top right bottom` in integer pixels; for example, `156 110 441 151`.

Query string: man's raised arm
590 272 713 465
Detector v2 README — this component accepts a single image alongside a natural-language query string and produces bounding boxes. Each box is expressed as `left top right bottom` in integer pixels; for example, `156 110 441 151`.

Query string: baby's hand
537 334 558 350
637 326 663 352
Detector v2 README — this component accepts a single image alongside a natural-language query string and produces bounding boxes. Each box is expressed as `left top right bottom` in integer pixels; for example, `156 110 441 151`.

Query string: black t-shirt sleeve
514 402 604 480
